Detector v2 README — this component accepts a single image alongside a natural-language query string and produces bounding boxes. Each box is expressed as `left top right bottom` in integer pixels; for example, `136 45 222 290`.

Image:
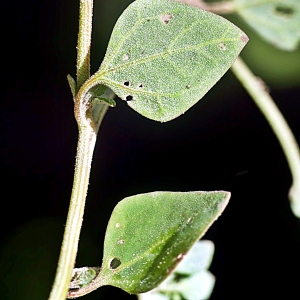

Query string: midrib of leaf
97 36 241 79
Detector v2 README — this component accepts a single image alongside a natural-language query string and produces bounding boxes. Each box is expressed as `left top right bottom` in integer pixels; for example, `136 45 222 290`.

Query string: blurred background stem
231 57 300 218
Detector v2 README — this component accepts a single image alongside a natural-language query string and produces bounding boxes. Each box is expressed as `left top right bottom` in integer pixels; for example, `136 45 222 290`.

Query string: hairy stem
76 0 93 90
49 126 97 300
49 1 101 299
231 57 300 217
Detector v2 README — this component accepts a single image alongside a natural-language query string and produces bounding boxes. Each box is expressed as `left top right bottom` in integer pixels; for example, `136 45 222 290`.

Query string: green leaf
138 240 216 300
94 0 248 122
234 0 300 51
92 97 116 107
98 191 230 294
67 74 77 99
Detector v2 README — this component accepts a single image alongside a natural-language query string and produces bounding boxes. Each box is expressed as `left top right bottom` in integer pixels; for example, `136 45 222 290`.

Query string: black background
1 0 300 299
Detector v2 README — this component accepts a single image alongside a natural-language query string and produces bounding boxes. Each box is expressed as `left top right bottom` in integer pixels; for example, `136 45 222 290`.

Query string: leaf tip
241 34 249 44
217 192 231 214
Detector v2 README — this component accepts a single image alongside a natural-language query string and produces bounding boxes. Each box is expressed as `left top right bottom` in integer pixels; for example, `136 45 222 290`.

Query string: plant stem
76 0 93 90
231 57 300 217
49 126 97 300
49 0 103 299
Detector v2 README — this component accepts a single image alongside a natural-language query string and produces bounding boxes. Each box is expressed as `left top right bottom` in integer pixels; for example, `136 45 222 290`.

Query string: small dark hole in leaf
274 4 294 17
110 258 121 269
124 81 130 86
125 95 133 101
186 84 191 89
138 84 144 88
161 14 174 24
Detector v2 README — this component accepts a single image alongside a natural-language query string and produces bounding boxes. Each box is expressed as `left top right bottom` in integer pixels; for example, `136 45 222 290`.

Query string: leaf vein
97 37 240 78
102 15 158 70
168 18 210 51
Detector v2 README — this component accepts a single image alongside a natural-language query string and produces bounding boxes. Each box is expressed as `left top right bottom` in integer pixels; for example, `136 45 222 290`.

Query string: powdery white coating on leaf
95 0 247 122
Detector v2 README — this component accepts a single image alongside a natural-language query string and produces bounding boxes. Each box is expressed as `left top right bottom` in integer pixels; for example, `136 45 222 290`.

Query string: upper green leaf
234 0 300 51
97 191 230 294
94 0 248 122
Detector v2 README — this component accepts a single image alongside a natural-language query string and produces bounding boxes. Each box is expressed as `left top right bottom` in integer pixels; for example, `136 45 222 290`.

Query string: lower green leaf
98 191 230 294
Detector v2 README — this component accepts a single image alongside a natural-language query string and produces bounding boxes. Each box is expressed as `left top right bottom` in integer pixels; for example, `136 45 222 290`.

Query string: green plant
46 0 300 299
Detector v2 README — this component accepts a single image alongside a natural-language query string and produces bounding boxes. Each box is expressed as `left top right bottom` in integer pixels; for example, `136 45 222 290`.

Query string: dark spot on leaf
124 81 130 86
186 84 191 89
138 84 144 88
219 42 226 50
125 95 133 101
109 258 121 269
160 14 174 24
146 18 150 22
190 51 197 61
274 4 294 17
